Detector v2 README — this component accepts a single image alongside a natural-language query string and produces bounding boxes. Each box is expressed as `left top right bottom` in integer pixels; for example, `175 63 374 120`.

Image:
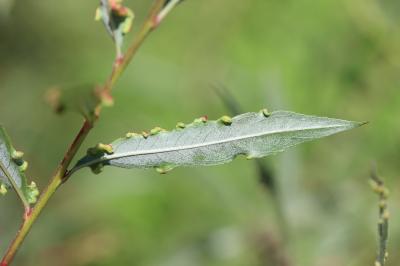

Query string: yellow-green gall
156 165 174 174
219 115 232 125
142 131 149 139
95 7 102 21
150 127 166 135
193 116 208 124
126 132 140 138
19 161 28 172
176 122 186 129
0 184 7 195
383 210 390 220
382 187 390 198
261 108 271 117
96 143 114 155
27 181 40 204
11 150 24 160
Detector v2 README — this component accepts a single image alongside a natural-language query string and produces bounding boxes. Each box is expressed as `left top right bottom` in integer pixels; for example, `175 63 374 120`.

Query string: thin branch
1 0 181 264
370 167 389 266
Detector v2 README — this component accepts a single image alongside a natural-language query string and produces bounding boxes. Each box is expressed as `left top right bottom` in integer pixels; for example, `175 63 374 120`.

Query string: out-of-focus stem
370 168 389 266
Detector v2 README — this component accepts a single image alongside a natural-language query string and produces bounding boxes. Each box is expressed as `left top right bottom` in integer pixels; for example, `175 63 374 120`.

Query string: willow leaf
72 110 365 175
0 126 39 208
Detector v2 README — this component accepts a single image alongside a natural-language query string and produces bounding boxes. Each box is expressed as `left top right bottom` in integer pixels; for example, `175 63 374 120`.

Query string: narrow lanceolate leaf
72 110 365 175
0 126 39 208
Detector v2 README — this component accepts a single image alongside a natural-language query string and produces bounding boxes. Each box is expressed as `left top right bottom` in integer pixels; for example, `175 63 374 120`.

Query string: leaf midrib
102 123 347 161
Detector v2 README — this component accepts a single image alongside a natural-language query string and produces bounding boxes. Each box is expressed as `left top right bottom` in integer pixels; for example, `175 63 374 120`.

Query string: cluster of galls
84 109 272 175
121 109 272 174
0 150 27 196
0 149 39 204
86 143 114 174
123 108 272 142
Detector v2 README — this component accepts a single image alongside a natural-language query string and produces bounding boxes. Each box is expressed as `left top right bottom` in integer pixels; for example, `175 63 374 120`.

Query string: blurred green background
0 0 399 265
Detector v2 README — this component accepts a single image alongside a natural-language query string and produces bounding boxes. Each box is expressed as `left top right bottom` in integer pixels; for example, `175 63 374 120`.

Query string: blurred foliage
0 0 399 265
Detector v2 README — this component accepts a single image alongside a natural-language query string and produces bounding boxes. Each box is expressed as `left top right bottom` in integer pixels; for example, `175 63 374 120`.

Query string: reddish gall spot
24 207 33 220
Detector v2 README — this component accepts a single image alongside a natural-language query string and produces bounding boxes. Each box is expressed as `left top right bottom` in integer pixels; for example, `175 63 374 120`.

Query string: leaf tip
347 120 369 130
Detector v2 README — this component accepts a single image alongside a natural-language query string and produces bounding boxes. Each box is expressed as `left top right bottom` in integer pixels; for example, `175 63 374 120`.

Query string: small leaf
96 0 135 58
0 126 39 208
45 84 112 122
71 111 365 175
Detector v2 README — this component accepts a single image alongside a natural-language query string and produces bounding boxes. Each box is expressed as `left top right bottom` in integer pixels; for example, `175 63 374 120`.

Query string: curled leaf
71 110 365 175
95 0 135 58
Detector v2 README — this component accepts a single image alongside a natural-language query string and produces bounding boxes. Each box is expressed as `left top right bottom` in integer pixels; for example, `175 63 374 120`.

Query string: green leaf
95 0 135 58
0 126 39 208
71 110 365 175
45 84 112 122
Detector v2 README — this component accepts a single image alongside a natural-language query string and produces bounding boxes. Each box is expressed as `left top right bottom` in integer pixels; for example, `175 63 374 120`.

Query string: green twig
0 0 180 264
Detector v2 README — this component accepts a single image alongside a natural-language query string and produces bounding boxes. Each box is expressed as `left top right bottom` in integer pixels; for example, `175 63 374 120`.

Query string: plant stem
370 168 389 266
1 1 171 264
0 120 92 266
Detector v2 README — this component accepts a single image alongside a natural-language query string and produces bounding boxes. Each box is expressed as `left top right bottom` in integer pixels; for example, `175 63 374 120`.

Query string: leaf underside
72 110 364 174
0 126 39 207
214 87 276 191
